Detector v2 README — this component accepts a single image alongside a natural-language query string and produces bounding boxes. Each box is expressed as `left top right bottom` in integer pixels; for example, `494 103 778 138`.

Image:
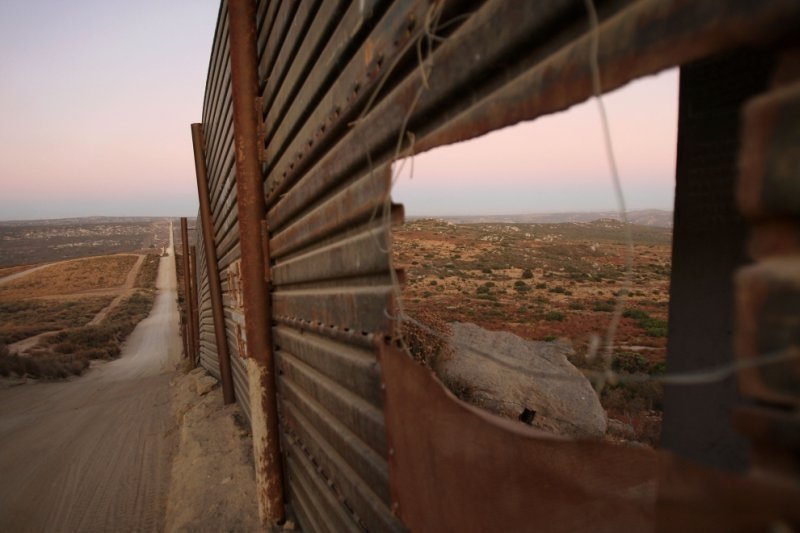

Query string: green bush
612 352 650 374
623 308 650 320
593 301 614 312
544 311 565 321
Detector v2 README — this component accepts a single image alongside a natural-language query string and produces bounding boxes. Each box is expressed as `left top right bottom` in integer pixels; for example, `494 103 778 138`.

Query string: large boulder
436 322 606 438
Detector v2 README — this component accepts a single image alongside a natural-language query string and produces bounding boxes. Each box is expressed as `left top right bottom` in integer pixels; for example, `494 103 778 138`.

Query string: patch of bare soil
165 366 261 532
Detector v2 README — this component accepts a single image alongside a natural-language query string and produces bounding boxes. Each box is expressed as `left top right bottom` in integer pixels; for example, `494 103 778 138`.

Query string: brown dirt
0 239 181 531
165 367 261 532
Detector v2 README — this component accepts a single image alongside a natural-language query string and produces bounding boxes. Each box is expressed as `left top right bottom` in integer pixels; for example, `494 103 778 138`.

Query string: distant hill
0 216 172 227
418 209 673 228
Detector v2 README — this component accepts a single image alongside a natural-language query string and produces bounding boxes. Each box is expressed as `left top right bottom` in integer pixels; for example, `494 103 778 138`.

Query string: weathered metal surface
281 400 403 532
195 225 221 377
228 0 285 523
260 0 346 121
269 164 391 257
260 0 359 148
277 350 387 456
739 81 800 218
273 325 383 406
192 123 236 405
190 0 800 529
180 218 196 361
277 372 390 501
283 433 362 533
736 259 800 406
272 286 396 335
189 245 200 367
272 224 391 286
263 0 433 206
379 341 800 531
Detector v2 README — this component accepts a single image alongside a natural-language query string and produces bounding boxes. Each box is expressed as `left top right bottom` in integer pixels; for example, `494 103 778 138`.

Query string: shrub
593 301 614 312
522 269 533 279
612 352 650 374
549 286 567 294
543 334 557 342
535 283 547 289
544 311 565 321
623 308 650 320
640 318 668 338
568 302 585 310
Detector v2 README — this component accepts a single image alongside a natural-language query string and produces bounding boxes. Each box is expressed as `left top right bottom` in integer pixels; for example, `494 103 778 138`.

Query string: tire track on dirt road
0 226 182 532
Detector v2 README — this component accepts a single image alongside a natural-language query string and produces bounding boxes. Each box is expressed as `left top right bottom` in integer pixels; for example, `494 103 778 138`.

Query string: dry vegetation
0 297 114 344
394 218 672 443
135 253 161 290
0 248 161 380
0 218 171 267
0 255 138 299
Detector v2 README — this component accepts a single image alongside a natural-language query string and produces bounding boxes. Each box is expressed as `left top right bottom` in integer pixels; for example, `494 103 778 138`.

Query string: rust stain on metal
180 217 196 362
191 122 236 404
189 245 200 368
378 341 800 531
228 0 285 524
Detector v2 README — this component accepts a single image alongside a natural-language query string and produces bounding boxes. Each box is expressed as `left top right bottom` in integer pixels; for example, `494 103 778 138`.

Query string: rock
188 367 206 377
607 418 636 441
437 322 607 438
195 375 217 396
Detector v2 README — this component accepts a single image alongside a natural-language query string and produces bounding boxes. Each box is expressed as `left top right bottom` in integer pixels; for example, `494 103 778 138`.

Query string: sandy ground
164 368 261 532
0 229 181 531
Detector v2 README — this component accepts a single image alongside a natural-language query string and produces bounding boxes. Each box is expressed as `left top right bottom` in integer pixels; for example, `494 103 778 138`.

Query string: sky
0 0 219 220
0 1 678 221
393 68 679 216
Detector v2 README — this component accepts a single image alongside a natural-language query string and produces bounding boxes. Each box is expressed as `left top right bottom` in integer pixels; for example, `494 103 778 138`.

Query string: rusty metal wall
253 0 414 529
192 0 800 529
198 0 251 422
194 215 220 379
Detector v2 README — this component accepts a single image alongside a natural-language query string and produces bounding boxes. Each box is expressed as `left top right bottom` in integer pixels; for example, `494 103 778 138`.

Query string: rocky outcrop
437 322 607 438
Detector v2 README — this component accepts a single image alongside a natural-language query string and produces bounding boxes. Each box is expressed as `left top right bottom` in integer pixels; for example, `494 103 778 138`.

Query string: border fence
181 0 800 530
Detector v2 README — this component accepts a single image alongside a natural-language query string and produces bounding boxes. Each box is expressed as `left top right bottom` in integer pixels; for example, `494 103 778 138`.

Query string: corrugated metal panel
259 0 409 522
195 0 800 528
195 214 221 378
199 0 250 424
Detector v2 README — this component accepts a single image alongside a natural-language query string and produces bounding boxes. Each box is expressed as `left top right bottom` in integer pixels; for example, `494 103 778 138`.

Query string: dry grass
0 264 37 279
0 297 114 344
0 255 138 300
135 254 160 290
0 291 155 380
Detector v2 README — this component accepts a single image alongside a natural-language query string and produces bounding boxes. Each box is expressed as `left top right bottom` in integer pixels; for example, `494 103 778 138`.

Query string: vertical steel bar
192 122 236 404
228 0 285 523
180 217 196 361
189 245 200 369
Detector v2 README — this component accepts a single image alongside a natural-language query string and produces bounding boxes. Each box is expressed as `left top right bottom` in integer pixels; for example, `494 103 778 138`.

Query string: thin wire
583 0 635 395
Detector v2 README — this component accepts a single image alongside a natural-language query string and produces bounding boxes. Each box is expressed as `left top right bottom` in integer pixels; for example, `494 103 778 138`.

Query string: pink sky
0 1 218 220
0 2 677 221
392 68 679 216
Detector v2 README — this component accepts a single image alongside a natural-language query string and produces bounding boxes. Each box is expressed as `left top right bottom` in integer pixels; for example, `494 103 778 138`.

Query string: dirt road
0 225 182 532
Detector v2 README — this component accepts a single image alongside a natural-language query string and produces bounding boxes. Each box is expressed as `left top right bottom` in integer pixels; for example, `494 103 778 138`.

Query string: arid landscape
393 216 672 443
0 217 173 267
0 219 171 379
